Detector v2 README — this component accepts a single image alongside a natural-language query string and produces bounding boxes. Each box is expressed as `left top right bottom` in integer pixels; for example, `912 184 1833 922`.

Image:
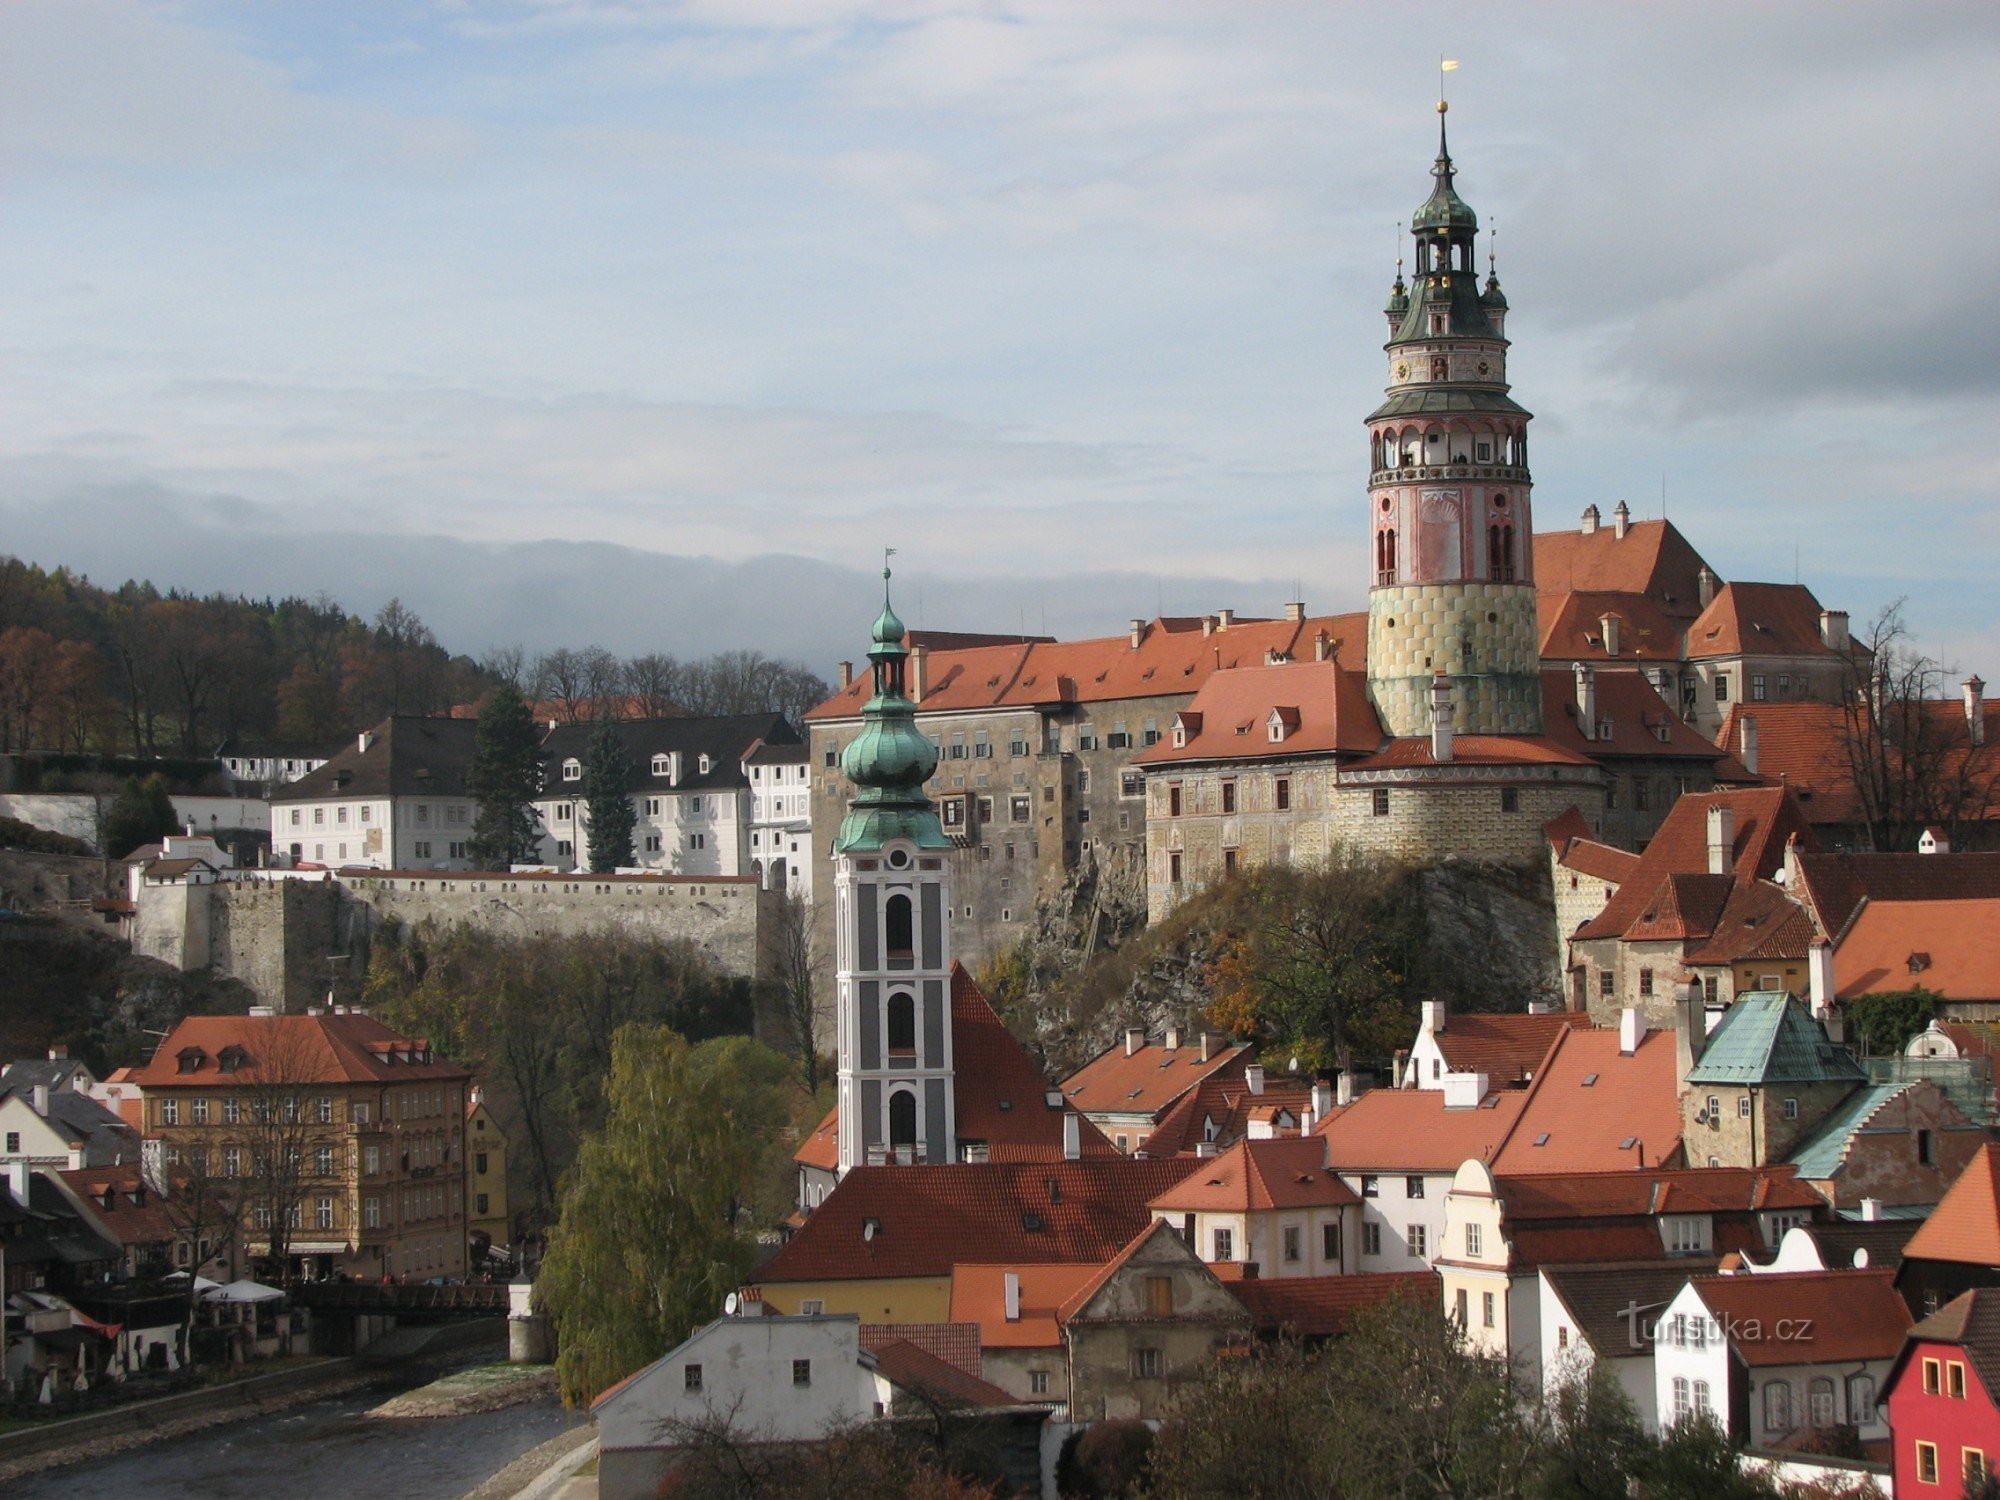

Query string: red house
1886 1288 2000 1495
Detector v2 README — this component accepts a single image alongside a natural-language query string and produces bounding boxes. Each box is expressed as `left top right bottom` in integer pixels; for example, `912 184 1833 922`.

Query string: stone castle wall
1366 584 1541 736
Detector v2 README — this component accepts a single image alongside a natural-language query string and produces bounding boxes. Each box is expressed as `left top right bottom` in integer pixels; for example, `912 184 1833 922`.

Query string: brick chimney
1600 614 1621 657
1613 500 1630 540
1284 601 1306 622
1313 632 1333 662
1739 715 1759 775
1706 803 1735 876
1574 664 1596 737
1580 504 1600 535
1967 676 1987 747
1216 609 1235 631
1820 610 1850 651
1430 672 1455 764
1244 1064 1266 1096
838 660 854 689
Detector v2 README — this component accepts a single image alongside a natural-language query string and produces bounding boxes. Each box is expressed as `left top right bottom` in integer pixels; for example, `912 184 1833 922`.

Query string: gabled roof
1537 591 1690 664
1779 1219 1919 1273
0 1069 132 1153
1689 1269 1909 1365
1621 872 1735 943
949 1263 1100 1349
1145 1137 1357 1214
1060 1037 1251 1123
1681 881 1815 965
1432 1012 1593 1088
1555 836 1643 885
868 1338 1017 1409
1141 1074 1316 1159
1684 583 1844 661
1490 1026 1684 1175
757 1157 1203 1285
806 613 1368 722
1787 1083 1921 1182
1539 670 1724 763
857 1322 984 1378
56 1164 206 1249
1794 849 2000 938
795 1105 839 1172
1317 1087 1528 1172
1497 1165 1825 1220
273 717 481 804
1130 661 1384 767
1532 518 1712 616
1903 1144 2000 1267
1227 1271 1436 1339
537 714 799 796
1900 1289 2000 1401
1573 787 1818 942
1683 992 1868 1088
1542 1264 1704 1356
1835 898 2000 1002
126 1012 471 1088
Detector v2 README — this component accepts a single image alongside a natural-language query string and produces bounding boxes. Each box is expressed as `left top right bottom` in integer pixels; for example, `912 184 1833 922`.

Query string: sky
3 0 1996 677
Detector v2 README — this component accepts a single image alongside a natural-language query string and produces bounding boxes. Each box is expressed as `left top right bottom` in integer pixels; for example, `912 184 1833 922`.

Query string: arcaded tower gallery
1365 101 1542 741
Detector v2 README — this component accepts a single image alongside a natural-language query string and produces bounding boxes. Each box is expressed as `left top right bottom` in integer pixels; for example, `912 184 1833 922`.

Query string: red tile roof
1684 583 1844 661
1715 700 2000 829
57 1164 205 1249
1142 1075 1315 1158
1794 850 2000 941
1620 872 1736 943
1690 1269 1910 1365
1060 1038 1251 1123
1146 1137 1358 1214
757 1157 1203 1285
1681 881 1815 965
1489 1026 1685 1175
126 1012 471 1088
1495 1165 1825 1220
868 1337 1018 1408
1572 787 1818 942
1431 1012 1594 1088
1131 661 1384 767
1347 734 1598 770
1226 1271 1437 1338
1559 839 1643 884
1537 591 1690 663
950 1263 1101 1348
1057 1221 1190 1324
796 1105 839 1172
1532 519 1712 614
1835 898 2000 1001
1902 1144 2000 1267
1539 670 1725 762
858 1322 985 1377
1318 1087 1528 1172
806 613 1368 722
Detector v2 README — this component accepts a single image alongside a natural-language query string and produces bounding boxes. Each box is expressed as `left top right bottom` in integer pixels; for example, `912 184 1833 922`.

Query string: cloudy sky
4 1 1995 675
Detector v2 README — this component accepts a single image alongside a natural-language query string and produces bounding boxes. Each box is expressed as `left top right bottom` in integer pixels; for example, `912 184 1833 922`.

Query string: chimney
1421 999 1448 1036
1580 504 1600 536
1442 1072 1488 1109
1619 1006 1647 1056
1061 1113 1081 1161
31 1084 49 1118
1600 614 1621 657
1859 1197 1883 1223
1244 1064 1266 1096
1675 982 1707 1082
1164 1027 1180 1053
839 660 854 689
1336 1072 1355 1108
1216 609 1235 631
1613 500 1630 539
1967 676 1987 747
1199 1032 1213 1063
1706 802 1735 876
1130 619 1146 649
47 1045 67 1062
1201 615 1217 638
1430 672 1455 764
1573 664 1596 736
1003 1271 1022 1322
1313 631 1333 663
358 730 375 754
1311 1080 1335 1120
1820 610 1850 651
1697 566 1717 608
1808 938 1835 1019
1125 1027 1145 1057
909 644 930 703
1284 601 1306 623
1730 715 1758 775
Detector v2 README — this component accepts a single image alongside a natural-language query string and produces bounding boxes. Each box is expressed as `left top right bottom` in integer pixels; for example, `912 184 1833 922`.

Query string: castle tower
832 569 957 1172
1364 104 1542 739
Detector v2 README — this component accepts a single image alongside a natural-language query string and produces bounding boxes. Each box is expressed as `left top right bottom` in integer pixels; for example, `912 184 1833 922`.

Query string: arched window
888 1089 917 1149
1808 1377 1835 1429
1489 523 1515 582
1763 1380 1793 1435
887 991 916 1056
885 893 914 964
1847 1375 1876 1426
1376 529 1398 586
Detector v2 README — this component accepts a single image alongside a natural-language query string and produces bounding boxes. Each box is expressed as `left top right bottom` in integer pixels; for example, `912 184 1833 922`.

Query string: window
1667 1217 1710 1254
314 1147 333 1176
475 1151 488 1174
563 759 581 781
1455 1288 1468 1325
1916 1442 1938 1486
317 1096 333 1123
1806 1377 1835 1429
1950 1360 1968 1399
1146 1275 1175 1315
1466 1223 1483 1257
1847 1374 1875 1426
884 894 914 960
1131 1348 1163 1379
793 1358 812 1387
1168 785 1182 817
224 1146 241 1177
1920 1128 1936 1166
414 841 432 859
1372 787 1391 817
1923 1357 1941 1395
1361 1175 1379 1197
1968 1449 1989 1486
1672 1378 1690 1424
1275 777 1290 811
1408 1224 1428 1258
1406 1175 1425 1199
1763 1380 1793 1434
364 1145 380 1175
316 1197 334 1230
162 1099 180 1125
1362 1222 1382 1256
1739 1096 1752 1118
685 1364 703 1393
1599 970 1614 998
224 1097 241 1125
1752 674 1767 701
1169 852 1183 884
1213 1227 1234 1261
1692 1380 1711 1417
1323 1221 1342 1263
887 1090 917 1149
1639 967 1654 997
1634 779 1650 811
476 1193 489 1215
1715 675 1730 703
1481 1292 1495 1328
886 992 917 1055
1282 1227 1301 1263
1221 781 1236 813
191 1098 210 1124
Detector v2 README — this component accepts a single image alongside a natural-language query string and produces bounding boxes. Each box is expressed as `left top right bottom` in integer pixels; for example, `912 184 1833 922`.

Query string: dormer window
562 759 582 782
651 754 670 776
176 1048 206 1075
698 754 712 774
218 1046 248 1074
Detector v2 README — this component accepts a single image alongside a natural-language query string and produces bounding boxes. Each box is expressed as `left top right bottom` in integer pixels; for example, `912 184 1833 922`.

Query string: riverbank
370 1363 558 1420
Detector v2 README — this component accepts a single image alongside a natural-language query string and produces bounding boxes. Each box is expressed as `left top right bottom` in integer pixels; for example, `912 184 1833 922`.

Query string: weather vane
1439 54 1458 113
883 546 897 582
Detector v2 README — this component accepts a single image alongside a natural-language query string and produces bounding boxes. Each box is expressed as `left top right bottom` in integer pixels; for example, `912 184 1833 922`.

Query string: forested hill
0 554 828 760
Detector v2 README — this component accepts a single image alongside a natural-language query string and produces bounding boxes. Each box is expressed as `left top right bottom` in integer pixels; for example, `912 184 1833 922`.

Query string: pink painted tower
1364 104 1542 738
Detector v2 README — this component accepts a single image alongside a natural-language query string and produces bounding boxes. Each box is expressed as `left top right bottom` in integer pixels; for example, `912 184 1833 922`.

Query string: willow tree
538 1024 775 1405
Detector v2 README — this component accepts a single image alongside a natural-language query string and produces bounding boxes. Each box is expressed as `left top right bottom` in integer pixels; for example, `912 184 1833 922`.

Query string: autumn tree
467 682 546 868
581 717 636 873
772 889 825 1092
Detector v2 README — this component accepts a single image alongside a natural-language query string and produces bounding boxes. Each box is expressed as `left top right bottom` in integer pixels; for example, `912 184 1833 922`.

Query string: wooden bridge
287 1281 510 1316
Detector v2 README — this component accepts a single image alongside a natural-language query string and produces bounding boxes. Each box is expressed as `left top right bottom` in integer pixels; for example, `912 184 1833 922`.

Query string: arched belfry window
887 991 917 1056
888 1089 918 1149
885 893 914 966
1489 523 1516 582
1376 529 1398 586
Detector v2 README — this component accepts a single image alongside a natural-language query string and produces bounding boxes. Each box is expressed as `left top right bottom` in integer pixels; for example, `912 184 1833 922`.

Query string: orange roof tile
1145 1137 1358 1214
1318 1087 1528 1171
857 1322 985 1378
1835 898 2000 1001
1142 1075 1315 1158
126 1012 471 1089
1490 1026 1684 1175
1793 849 2000 942
1684 583 1845 661
1130 661 1384 766
1682 880 1815 965
1432 1012 1594 1088
1537 591 1690 663
1560 839 1643 884
868 1338 1018 1408
796 1105 839 1172
1621 872 1736 943
1690 1269 1910 1365
1061 1038 1252 1122
1539 670 1725 762
806 613 1368 723
1495 1165 1825 1220
1347 734 1598 770
1057 1220 1185 1325
1904 1145 2000 1266
1572 786 1818 942
949 1263 1101 1349
1532 518 1712 614
1227 1271 1438 1338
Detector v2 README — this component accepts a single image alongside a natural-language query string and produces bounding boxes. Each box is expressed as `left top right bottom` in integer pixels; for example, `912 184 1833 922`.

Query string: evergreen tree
100 774 180 858
467 683 545 868
581 717 635 873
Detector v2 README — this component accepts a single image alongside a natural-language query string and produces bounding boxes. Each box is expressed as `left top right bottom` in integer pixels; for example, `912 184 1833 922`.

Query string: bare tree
622 652 684 717
155 1148 241 1283
233 1027 348 1277
772 890 824 1093
481 644 529 692
532 647 590 723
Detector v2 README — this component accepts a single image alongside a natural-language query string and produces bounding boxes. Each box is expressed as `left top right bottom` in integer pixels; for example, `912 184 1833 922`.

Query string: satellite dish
724 1292 741 1316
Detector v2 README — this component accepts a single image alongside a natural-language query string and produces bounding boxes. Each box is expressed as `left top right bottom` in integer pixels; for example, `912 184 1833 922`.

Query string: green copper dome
835 570 950 854
1411 109 1477 234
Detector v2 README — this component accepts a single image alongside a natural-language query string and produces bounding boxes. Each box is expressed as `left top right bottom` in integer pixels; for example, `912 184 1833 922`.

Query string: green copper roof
1388 268 1503 347
1787 1082 1914 1181
1411 112 1478 234
1367 388 1529 422
834 570 949 854
1684 992 1870 1087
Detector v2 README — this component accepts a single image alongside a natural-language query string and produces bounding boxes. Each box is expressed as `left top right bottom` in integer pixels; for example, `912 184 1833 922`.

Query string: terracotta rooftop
1060 1036 1252 1123
806 612 1368 722
1317 1087 1528 1172
1537 590 1690 663
1539 669 1725 763
1542 1263 1707 1356
1572 786 1817 942
57 1164 194 1249
1497 1165 1825 1221
796 1105 839 1172
1130 661 1384 767
868 1337 1018 1408
1142 1073 1315 1159
1346 734 1598 771
1689 1269 1910 1366
1554 834 1644 886
1903 1144 2000 1267
1793 848 2000 939
857 1322 986 1379
1430 1011 1593 1088
1684 583 1850 662
1490 1025 1684 1175
1681 880 1815 965
1146 1137 1358 1215
949 1263 1100 1349
758 1157 1203 1285
1227 1271 1437 1339
1532 518 1712 616
1620 872 1736 943
1834 898 2000 1002
126 1012 471 1088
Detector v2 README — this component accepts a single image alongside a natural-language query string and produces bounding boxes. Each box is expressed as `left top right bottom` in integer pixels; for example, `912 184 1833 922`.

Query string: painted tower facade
832 574 958 1172
1365 107 1543 739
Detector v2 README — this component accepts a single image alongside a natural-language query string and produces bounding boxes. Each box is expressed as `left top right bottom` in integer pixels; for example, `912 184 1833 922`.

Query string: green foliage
1636 1412 1776 1499
100 774 180 858
581 717 636 873
539 1024 765 1406
0 815 92 856
1056 1418 1153 1498
1533 1363 1653 1500
466 683 546 868
1845 987 1940 1057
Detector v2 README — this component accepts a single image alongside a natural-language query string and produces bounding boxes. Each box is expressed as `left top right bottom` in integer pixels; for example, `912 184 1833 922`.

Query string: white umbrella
202 1279 286 1304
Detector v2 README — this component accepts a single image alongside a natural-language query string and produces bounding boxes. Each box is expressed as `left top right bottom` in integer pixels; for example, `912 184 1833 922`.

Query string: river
8 1378 587 1499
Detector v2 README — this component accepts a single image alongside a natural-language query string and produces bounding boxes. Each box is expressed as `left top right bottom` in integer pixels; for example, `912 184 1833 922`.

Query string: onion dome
1411 106 1477 234
835 569 950 853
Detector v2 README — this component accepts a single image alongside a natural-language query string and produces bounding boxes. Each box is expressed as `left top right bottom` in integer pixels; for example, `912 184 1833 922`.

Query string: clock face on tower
1476 358 1491 376
1395 362 1409 380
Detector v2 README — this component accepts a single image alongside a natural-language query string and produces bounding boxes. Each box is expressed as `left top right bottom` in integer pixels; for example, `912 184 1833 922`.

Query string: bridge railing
287 1282 509 1314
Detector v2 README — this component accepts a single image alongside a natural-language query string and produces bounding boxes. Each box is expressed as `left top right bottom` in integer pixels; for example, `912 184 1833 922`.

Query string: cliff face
990 856 1562 1080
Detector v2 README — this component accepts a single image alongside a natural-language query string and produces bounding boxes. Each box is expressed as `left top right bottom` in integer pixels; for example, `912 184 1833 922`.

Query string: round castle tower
1364 105 1542 740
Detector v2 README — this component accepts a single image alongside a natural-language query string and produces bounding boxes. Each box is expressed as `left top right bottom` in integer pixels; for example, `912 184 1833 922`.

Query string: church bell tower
832 569 957 1172
1364 103 1542 739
